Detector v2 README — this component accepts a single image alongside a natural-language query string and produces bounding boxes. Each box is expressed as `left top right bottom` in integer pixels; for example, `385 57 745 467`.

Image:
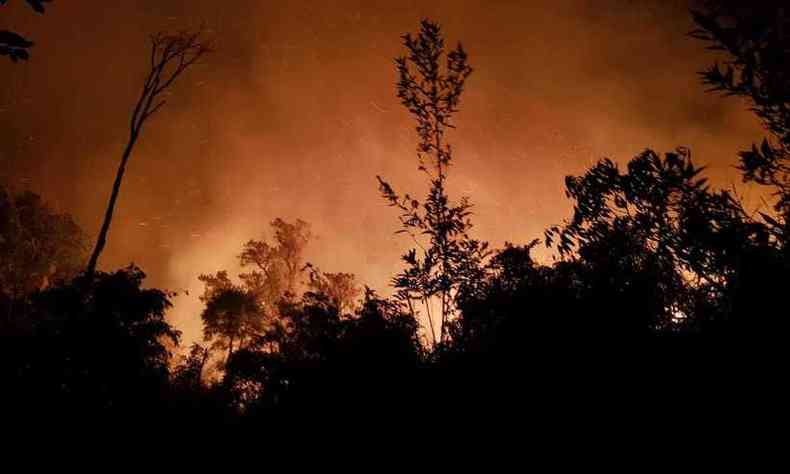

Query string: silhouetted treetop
0 185 86 299
4 265 181 421
551 150 739 270
237 218 312 311
692 1 790 217
305 264 360 315
396 19 472 171
379 20 488 346
201 285 263 365
87 29 212 277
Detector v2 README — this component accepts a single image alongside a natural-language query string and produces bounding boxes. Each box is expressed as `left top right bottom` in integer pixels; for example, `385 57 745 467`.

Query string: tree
0 185 86 321
0 0 51 62
452 241 577 360
197 219 313 371
305 264 360 314
689 1 790 335
222 288 423 418
200 285 263 366
378 20 489 346
545 149 727 329
5 266 180 421
238 218 312 310
87 30 211 276
691 1 790 227
541 144 790 338
172 343 211 391
345 287 423 367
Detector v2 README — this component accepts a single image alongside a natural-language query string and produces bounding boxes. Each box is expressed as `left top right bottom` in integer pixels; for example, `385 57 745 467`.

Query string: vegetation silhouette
0 0 51 62
692 1 790 216
3 265 181 425
87 30 212 277
378 20 489 347
2 2 789 426
1 186 85 298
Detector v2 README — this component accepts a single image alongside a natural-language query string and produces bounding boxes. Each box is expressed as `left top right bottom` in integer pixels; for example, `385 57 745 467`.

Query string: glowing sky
1 0 766 344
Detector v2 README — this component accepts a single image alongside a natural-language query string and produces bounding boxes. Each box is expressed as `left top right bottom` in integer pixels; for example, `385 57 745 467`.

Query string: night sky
1 0 766 343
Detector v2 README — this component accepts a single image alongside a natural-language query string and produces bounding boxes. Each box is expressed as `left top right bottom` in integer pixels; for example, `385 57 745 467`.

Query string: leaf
25 0 52 14
759 212 781 228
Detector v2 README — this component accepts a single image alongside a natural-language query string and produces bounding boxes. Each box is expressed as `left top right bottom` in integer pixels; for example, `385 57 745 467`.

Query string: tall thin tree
86 30 211 276
378 20 488 346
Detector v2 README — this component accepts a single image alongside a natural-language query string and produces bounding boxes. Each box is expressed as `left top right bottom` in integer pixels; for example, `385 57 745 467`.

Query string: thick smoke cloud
0 0 764 343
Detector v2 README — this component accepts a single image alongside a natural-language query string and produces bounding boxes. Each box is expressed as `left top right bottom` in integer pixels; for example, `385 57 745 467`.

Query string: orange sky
1 0 766 344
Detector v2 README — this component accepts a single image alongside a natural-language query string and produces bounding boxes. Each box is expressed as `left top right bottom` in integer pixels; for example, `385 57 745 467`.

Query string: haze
0 0 764 344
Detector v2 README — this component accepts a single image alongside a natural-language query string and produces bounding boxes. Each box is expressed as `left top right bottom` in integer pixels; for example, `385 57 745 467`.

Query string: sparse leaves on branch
0 0 52 61
379 20 488 346
691 1 790 220
86 29 212 277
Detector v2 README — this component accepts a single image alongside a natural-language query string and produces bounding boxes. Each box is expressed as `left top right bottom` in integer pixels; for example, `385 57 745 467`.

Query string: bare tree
86 30 211 276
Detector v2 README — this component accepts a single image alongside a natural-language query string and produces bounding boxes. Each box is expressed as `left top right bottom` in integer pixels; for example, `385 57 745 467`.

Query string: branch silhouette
86 30 212 277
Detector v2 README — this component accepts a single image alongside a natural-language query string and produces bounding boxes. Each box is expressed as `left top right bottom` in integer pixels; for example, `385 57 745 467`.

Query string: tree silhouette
172 343 211 391
1 185 85 327
197 219 313 369
86 30 211 276
200 281 263 366
452 241 573 359
0 0 51 62
689 1 790 335
239 218 311 307
5 265 180 422
305 264 360 314
543 148 772 331
692 1 790 226
221 287 422 418
378 20 489 346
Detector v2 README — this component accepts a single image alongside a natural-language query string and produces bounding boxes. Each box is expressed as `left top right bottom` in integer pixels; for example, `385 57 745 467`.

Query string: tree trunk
226 335 235 365
196 348 209 389
86 131 140 277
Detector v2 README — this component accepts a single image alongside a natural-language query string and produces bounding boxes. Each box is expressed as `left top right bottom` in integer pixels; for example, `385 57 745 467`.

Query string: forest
2 0 789 427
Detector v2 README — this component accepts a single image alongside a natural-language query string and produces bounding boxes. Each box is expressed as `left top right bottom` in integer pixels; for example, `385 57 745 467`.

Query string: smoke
1 0 765 346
